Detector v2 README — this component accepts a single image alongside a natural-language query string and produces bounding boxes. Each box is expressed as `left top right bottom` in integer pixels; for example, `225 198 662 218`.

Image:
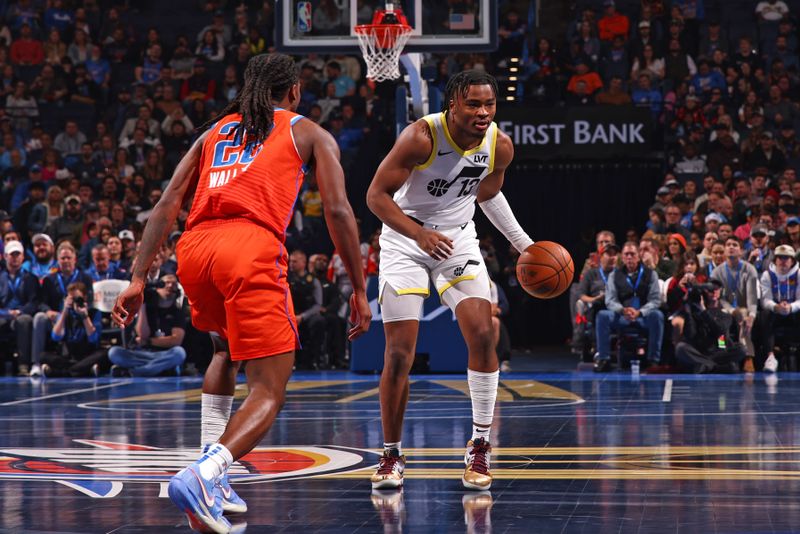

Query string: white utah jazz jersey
393 112 498 227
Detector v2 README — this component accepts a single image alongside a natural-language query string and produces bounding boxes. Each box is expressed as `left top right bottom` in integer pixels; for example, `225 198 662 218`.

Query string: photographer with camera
674 279 747 373
759 245 800 372
710 237 759 372
108 272 186 376
41 281 106 377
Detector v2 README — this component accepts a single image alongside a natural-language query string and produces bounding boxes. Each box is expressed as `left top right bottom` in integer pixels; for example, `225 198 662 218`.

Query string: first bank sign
495 106 653 160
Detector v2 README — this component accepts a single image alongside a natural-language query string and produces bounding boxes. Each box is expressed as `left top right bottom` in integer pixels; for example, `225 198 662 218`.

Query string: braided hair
202 53 299 144
443 70 499 114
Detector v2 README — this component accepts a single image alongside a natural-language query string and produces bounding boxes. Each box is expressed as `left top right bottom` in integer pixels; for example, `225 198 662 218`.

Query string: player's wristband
478 192 534 253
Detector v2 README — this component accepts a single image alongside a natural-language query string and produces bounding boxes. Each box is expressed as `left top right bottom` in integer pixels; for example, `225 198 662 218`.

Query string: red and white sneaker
371 450 406 489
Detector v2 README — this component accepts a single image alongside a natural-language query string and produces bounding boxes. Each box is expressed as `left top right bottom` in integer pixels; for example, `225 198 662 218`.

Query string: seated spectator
43 28 67 65
573 21 601 67
119 105 161 144
786 216 800 250
690 59 725 98
566 80 594 106
663 204 691 240
31 63 69 103
289 250 326 369
496 9 526 59
759 245 800 372
698 20 728 58
673 141 708 178
41 280 106 377
745 223 773 274
595 76 632 105
666 251 706 344
180 59 217 104
664 39 697 88
325 61 356 98
574 243 619 354
44 193 83 246
594 241 664 372
87 243 126 281
671 95 707 136
640 235 675 279
718 221 734 242
5 81 39 134
707 126 742 175
701 238 726 277
67 28 90 65
54 120 88 163
22 233 58 281
566 59 603 98
745 132 787 173
665 232 688 264
710 237 759 372
0 240 38 376
10 22 44 66
196 30 225 63
600 35 630 83
310 253 346 368
674 279 746 373
631 72 663 117
135 44 164 85
597 0 629 42
108 272 186 376
630 44 665 82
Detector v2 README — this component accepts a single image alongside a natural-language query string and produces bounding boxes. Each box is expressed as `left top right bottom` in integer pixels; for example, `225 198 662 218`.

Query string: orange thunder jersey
186 110 307 239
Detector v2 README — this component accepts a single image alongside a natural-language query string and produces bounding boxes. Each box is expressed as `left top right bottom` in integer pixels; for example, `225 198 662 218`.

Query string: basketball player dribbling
366 70 534 491
112 53 371 533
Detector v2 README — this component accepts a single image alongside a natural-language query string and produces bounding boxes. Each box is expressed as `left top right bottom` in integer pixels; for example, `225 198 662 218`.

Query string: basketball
516 241 574 299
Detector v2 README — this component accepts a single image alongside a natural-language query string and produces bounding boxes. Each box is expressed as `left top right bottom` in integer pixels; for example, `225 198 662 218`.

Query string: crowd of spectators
564 1 800 373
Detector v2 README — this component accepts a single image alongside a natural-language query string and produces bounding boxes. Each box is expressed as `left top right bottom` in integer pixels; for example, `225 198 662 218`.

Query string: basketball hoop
354 5 412 82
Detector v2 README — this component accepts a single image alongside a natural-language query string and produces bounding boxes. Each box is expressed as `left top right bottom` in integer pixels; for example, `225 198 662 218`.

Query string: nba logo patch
297 1 312 33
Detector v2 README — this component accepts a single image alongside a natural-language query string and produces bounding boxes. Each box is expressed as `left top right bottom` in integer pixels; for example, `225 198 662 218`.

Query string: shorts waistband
189 217 277 233
408 216 470 231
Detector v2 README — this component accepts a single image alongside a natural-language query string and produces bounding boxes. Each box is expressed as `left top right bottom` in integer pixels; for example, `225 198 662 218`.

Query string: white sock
201 393 233 452
196 443 234 481
467 368 499 443
383 441 402 455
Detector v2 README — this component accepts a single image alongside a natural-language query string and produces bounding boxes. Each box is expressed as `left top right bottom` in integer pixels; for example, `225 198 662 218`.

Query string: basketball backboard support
276 0 497 54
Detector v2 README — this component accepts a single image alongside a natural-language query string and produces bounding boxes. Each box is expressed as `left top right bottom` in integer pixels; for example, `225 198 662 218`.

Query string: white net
355 24 412 82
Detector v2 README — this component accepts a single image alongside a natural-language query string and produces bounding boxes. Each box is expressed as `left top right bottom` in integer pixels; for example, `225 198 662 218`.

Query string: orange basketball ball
516 241 574 299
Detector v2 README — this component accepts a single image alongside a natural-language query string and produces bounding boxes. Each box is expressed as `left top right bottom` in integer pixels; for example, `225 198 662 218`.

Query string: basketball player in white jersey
366 70 534 491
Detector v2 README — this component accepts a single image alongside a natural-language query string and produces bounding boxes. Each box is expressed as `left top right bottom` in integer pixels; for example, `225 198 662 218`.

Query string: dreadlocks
443 70 499 114
202 53 299 145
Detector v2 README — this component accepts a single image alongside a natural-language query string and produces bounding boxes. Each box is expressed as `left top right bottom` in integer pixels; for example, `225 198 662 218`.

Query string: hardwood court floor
1 371 799 533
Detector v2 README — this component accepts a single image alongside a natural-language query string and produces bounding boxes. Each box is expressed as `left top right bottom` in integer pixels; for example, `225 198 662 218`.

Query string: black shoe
593 359 612 373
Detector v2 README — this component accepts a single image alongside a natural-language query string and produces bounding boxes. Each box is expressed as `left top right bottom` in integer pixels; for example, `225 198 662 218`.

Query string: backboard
275 0 497 54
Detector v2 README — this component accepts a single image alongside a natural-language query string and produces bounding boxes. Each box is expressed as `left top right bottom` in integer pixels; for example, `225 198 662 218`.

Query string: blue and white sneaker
168 464 232 534
218 472 247 514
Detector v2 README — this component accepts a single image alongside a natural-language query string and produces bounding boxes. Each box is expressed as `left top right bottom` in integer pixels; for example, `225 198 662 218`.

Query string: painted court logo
0 440 375 498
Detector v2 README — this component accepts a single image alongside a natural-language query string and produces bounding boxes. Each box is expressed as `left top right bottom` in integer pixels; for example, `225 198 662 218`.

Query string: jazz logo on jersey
426 165 485 198
208 121 263 189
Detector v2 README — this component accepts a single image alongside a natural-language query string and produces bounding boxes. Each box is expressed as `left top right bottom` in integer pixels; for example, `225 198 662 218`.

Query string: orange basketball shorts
176 219 298 360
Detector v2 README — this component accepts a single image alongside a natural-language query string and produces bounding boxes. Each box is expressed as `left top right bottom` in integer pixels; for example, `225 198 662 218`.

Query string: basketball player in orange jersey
112 53 370 533
366 71 534 491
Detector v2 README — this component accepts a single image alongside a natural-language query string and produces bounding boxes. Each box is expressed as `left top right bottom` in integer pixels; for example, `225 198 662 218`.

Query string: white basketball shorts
378 220 491 322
